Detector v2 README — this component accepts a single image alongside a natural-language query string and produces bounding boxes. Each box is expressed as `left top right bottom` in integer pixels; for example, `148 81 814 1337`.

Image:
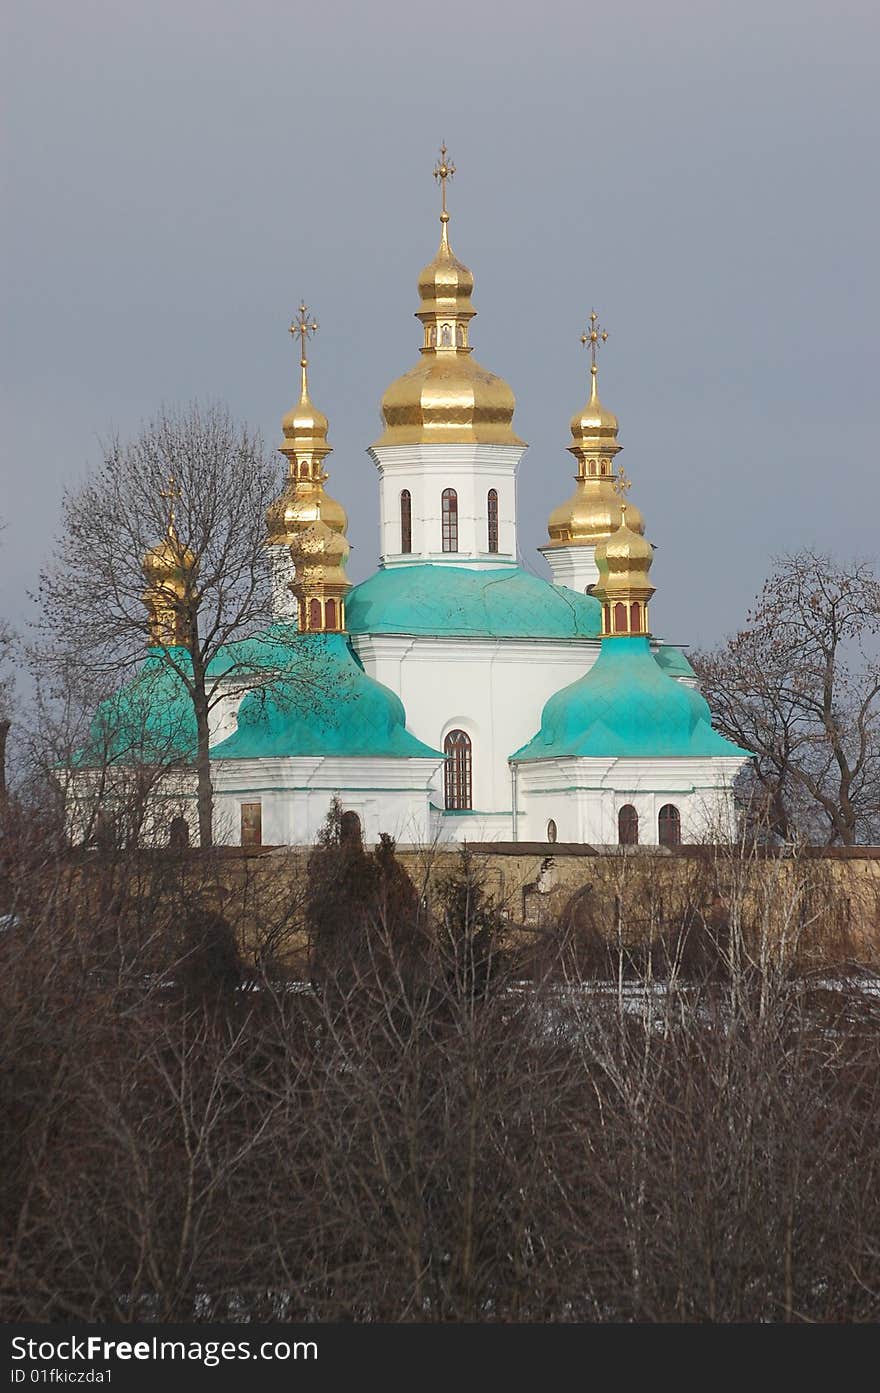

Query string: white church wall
369 443 524 569
212 754 441 846
353 634 601 836
515 756 745 846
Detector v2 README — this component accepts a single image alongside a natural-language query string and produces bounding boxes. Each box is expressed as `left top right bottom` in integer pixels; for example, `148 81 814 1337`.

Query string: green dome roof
653 644 698 681
211 633 442 761
75 650 197 767
512 635 751 762
346 565 601 639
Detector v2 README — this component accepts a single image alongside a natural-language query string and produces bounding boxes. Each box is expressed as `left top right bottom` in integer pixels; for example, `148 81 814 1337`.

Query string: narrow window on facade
618 804 639 845
325 598 337 629
658 803 681 848
487 488 499 553
630 601 641 632
444 729 472 810
240 802 262 847
614 601 628 633
547 819 558 844
309 597 322 630
400 489 412 553
442 488 459 553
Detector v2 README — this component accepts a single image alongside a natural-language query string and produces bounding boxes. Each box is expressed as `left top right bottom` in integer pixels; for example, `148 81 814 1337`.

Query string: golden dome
266 303 347 547
290 519 352 633
570 370 620 451
373 148 523 448
142 484 198 647
594 504 655 636
547 478 644 546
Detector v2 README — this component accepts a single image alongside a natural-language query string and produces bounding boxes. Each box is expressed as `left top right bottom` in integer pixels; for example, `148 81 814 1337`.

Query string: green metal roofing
211 632 442 761
653 644 698 681
74 650 198 767
511 635 752 762
346 565 601 639
205 623 302 678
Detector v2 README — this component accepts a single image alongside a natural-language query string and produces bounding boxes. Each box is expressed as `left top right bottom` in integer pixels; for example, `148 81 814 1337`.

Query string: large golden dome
547 478 644 546
373 149 523 448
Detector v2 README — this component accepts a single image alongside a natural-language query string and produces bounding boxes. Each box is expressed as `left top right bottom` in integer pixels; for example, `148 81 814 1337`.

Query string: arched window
444 729 472 810
487 488 499 553
547 819 557 844
658 804 681 848
614 601 628 633
308 597 322 630
325 598 337 629
400 489 412 554
442 488 458 553
299 460 309 478
630 601 641 633
618 804 639 846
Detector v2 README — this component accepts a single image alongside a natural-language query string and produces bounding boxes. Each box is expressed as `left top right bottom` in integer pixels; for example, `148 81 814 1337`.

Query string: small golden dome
374 149 523 448
142 527 196 587
595 508 653 589
570 370 619 450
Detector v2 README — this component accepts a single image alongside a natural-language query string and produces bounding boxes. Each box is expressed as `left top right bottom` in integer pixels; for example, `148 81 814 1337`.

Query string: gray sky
2 0 878 653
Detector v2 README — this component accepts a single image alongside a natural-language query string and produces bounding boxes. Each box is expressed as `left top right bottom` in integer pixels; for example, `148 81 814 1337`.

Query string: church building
74 148 750 850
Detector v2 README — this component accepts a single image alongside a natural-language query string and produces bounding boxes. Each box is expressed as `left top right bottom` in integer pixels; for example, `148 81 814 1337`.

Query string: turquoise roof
653 644 698 681
75 650 197 767
347 565 601 639
511 635 752 762
212 632 442 761
205 623 302 679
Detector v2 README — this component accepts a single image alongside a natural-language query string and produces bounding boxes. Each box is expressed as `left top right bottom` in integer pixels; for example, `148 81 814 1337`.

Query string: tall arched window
618 804 639 846
487 488 499 553
614 601 628 633
400 489 412 554
324 598 337 630
308 598 322 630
444 729 472 810
630 601 641 633
442 488 458 553
658 804 681 848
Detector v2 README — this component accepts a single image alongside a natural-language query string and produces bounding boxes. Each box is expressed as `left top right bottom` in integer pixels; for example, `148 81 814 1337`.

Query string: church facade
74 150 750 850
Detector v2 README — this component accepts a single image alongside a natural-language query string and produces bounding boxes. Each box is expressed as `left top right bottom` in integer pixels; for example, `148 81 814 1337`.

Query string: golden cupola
142 478 198 648
373 147 523 448
593 503 655 637
290 517 352 634
265 303 348 548
544 314 645 550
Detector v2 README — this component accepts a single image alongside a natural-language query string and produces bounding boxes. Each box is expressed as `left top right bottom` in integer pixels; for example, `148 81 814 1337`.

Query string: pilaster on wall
369 442 525 570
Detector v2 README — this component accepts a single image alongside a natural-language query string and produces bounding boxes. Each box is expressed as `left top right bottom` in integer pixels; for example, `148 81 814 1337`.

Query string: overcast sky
2 0 877 653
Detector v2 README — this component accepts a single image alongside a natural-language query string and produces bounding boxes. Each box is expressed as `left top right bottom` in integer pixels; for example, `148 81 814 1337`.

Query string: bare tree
34 404 287 847
693 550 880 844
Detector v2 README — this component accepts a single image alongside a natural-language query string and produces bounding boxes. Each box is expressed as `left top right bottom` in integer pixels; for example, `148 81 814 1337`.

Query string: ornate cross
290 301 319 367
614 467 632 499
581 310 608 377
433 143 455 221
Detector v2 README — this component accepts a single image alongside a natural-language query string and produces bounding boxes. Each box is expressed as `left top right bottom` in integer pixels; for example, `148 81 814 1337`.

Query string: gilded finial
581 310 608 382
159 474 182 535
614 467 632 499
433 143 455 228
289 301 319 399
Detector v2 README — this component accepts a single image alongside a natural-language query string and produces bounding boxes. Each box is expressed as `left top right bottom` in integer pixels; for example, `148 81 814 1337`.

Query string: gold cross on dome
614 467 632 498
159 474 182 530
433 143 455 221
581 310 608 376
290 301 319 366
